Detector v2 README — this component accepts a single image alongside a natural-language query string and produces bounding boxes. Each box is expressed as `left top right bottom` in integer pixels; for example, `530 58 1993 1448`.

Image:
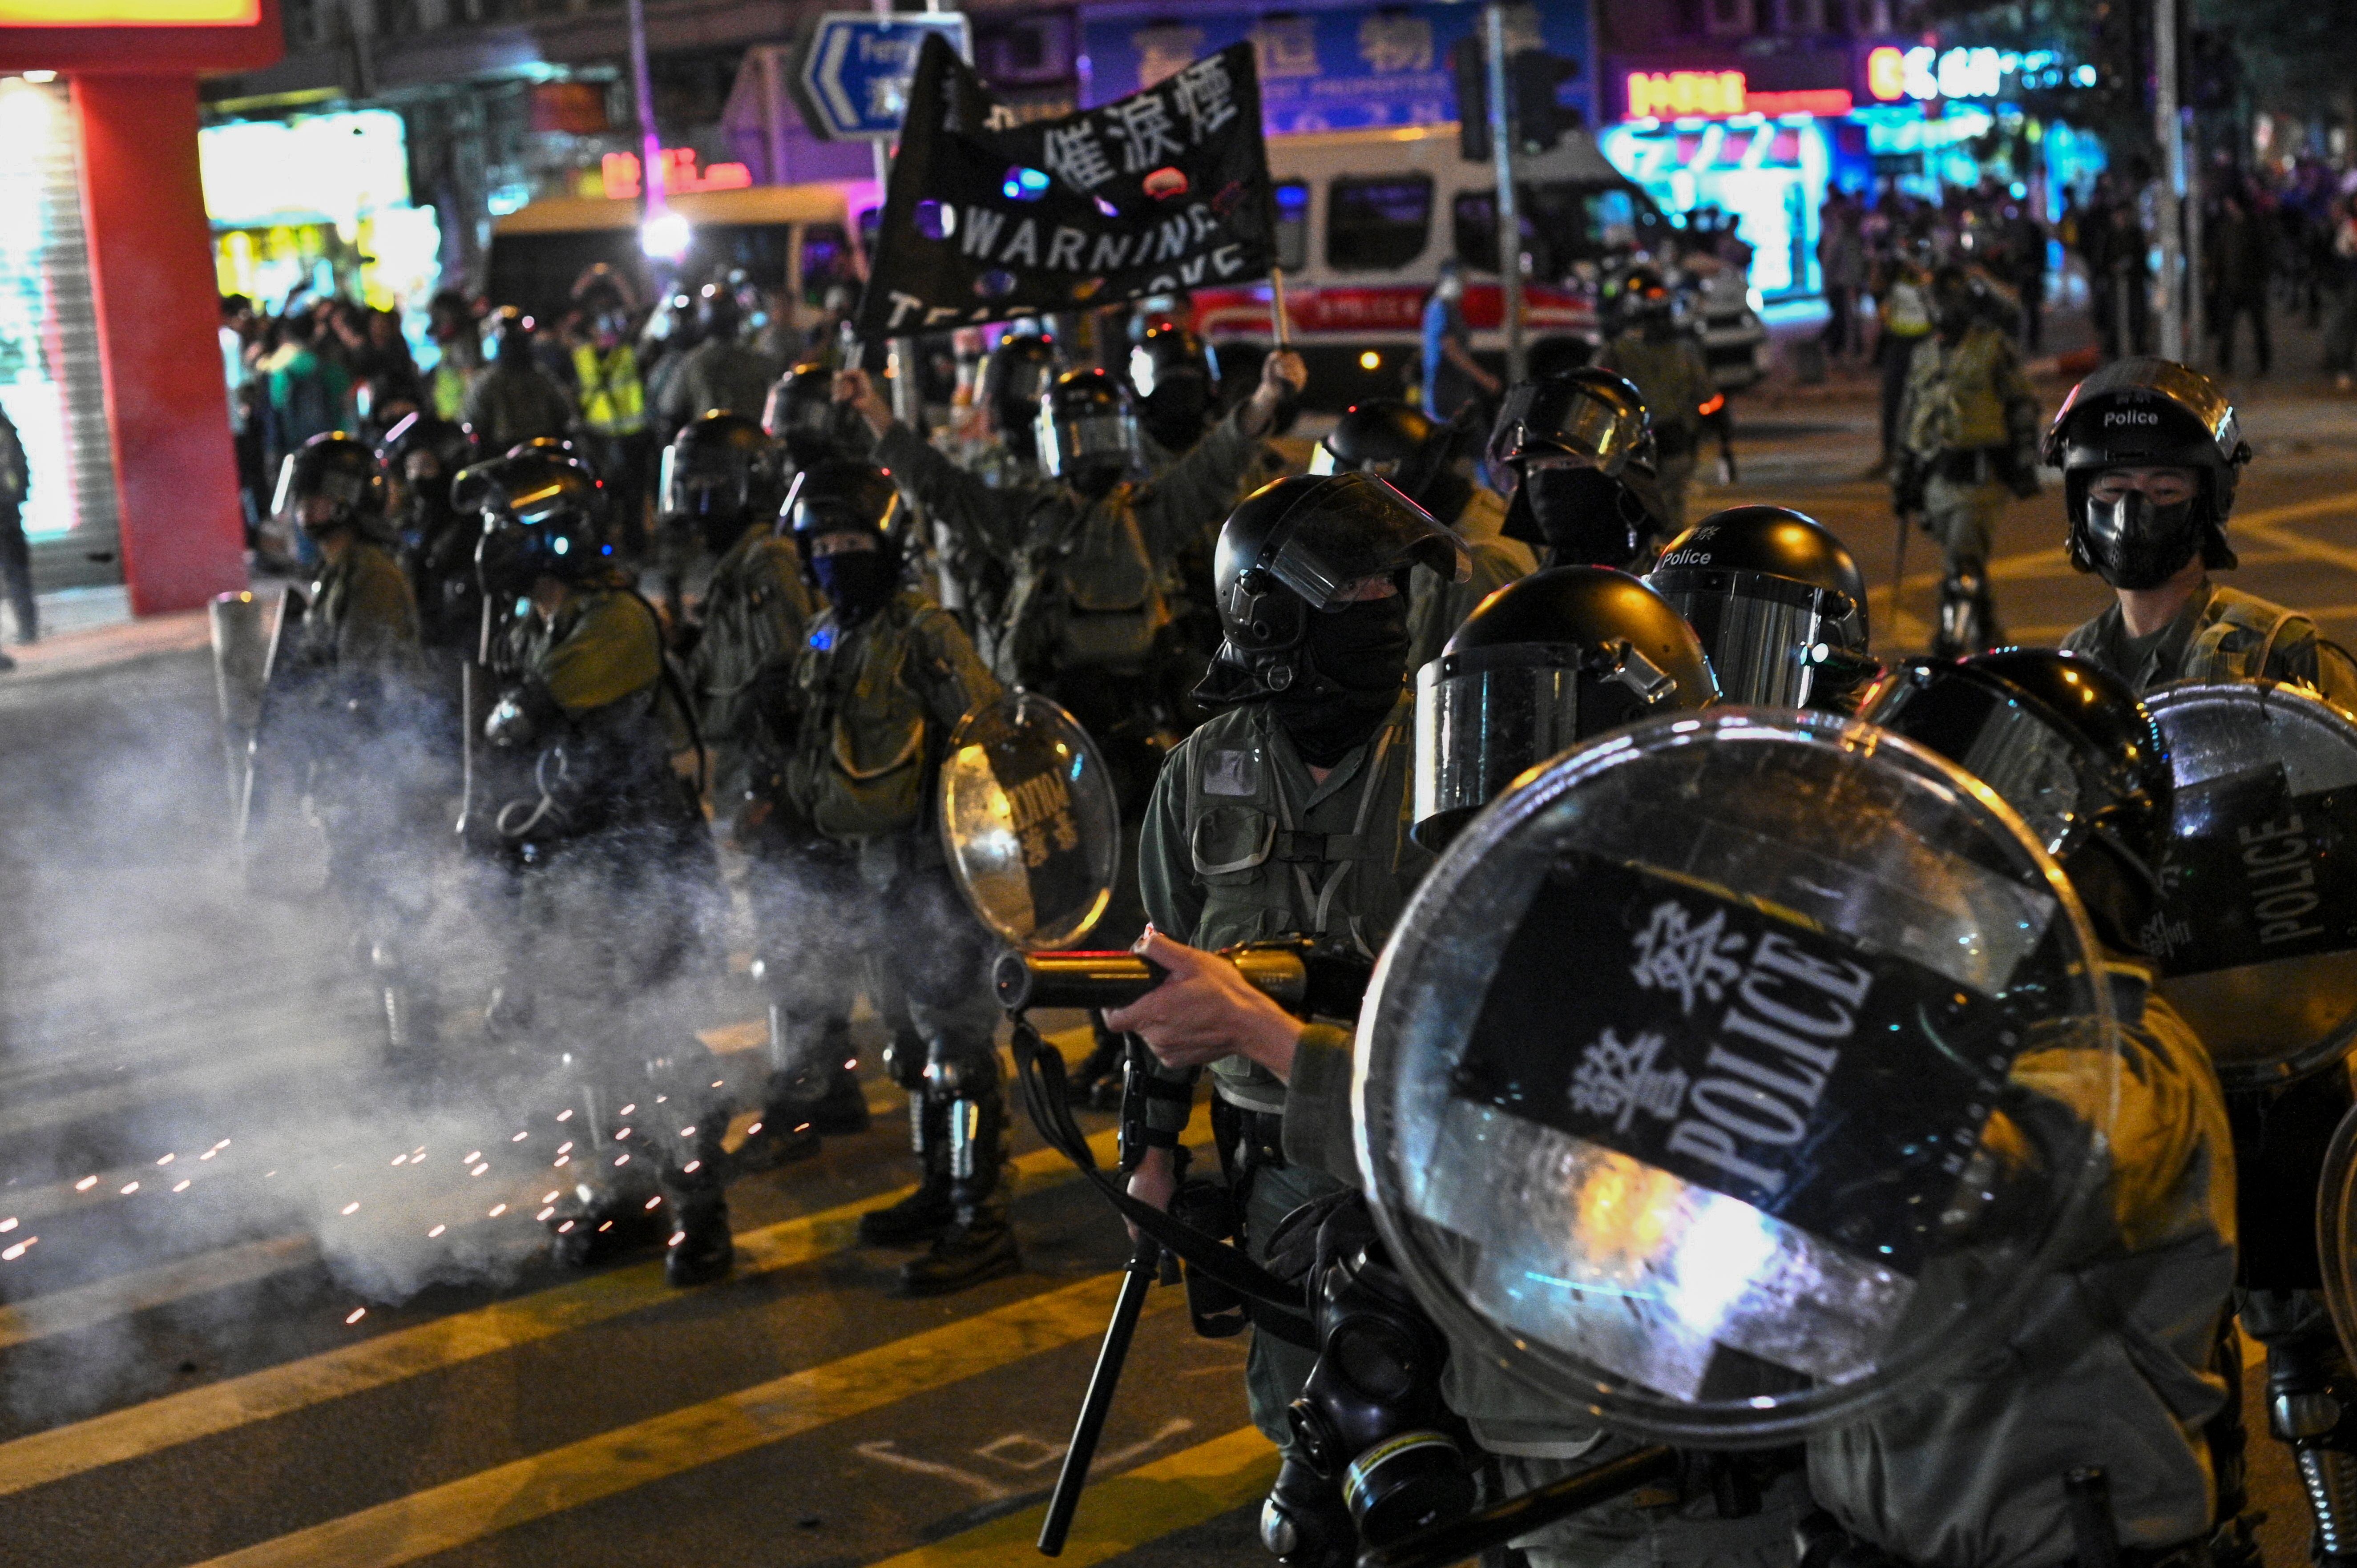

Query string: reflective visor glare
1129 346 1156 398
1561 393 1639 470
270 455 299 516
1045 411 1134 474
1309 443 1339 476
1657 589 1819 709
1873 683 2089 855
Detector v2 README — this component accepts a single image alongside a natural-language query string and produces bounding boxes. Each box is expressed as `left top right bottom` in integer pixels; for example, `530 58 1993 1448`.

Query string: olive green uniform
1137 694 1427 1457
1600 330 1716 533
779 588 1010 1217
1897 323 2039 581
2066 576 2357 1539
1408 486 1533 676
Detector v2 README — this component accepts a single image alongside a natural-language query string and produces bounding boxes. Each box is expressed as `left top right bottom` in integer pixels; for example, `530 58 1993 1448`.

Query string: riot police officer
1128 322 1220 459
764 361 869 473
1846 649 2240 1568
1646 505 1875 710
2051 357 2357 702
1100 472 1468 1545
462 307 576 452
1489 370 1674 571
2046 358 2357 1567
776 460 1013 1294
1892 264 2042 657
271 432 440 1073
1597 269 1716 533
658 284 776 433
468 448 735 1286
670 412 870 1169
1312 399 1533 673
375 411 480 657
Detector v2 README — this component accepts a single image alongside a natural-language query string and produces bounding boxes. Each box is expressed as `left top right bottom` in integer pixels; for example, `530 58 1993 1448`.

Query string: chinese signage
1624 69 1853 121
598 149 753 201
1078 1 1591 137
859 36 1273 334
1864 44 2002 102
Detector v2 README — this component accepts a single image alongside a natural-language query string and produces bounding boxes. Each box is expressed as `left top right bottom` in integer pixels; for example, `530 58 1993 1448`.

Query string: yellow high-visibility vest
573 344 647 436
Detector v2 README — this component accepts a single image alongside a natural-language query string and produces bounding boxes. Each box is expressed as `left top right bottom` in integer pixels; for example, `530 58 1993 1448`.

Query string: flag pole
1268 268 1291 350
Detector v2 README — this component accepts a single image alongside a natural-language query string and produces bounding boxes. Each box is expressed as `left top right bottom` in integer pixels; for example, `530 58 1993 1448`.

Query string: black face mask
2078 488 2202 590
1525 467 1643 570
812 549 898 622
1138 376 1211 454
1066 460 1126 500
698 504 751 558
1271 594 1411 767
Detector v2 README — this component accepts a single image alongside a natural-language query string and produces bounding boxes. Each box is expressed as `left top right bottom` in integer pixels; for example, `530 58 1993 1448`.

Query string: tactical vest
695 531 813 748
786 594 955 843
572 344 646 437
1001 492 1169 678
2182 584 2303 683
1172 699 1422 1113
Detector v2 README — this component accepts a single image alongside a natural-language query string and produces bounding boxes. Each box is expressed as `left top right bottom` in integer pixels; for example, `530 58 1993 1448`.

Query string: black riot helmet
1127 322 1218 453
785 459 904 623
764 361 857 468
1617 264 1676 332
465 450 607 597
274 432 387 540
2042 357 2251 590
1490 370 1662 568
1035 367 1142 495
1646 505 1873 709
980 330 1059 463
1197 473 1471 709
1413 567 1716 849
1315 400 1483 529
660 411 780 552
1315 401 1434 479
375 411 474 488
488 304 536 363
1857 649 2170 953
505 435 596 481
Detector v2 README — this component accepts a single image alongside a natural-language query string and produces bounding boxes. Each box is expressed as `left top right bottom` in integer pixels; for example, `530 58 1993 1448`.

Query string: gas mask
1137 371 1211 454
2076 483 2204 590
1271 594 1411 767
812 547 897 622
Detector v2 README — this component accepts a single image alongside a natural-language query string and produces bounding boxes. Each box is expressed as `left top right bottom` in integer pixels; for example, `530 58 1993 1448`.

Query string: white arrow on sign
812 21 861 135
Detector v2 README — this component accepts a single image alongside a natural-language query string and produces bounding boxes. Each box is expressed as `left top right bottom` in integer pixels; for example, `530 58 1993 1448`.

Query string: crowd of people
224 231 2357 1568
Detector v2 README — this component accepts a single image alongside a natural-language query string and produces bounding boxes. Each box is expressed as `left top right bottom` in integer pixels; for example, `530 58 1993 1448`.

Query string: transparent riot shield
2321 1104 2357 1367
1355 709 2117 1446
938 689 1122 951
2144 681 2357 1089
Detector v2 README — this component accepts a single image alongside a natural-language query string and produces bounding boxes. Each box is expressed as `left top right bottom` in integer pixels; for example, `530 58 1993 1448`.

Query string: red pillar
72 73 247 616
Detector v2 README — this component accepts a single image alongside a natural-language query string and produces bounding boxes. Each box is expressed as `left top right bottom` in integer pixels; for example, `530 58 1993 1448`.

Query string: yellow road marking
2238 519 2357 577
0 1122 1199 1499
189 1275 1185 1568
864 1425 1278 1568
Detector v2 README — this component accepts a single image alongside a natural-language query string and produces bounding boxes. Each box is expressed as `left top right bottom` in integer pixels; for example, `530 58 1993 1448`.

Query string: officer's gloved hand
485 681 562 749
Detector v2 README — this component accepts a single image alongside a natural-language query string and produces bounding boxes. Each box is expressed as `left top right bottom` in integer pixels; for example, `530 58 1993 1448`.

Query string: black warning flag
856 35 1275 337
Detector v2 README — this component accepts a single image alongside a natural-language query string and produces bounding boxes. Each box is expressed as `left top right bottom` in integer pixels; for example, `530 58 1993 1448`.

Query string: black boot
663 1185 734 1286
898 1084 1020 1295
547 1170 666 1267
899 1213 1020 1295
731 1111 823 1174
807 1050 871 1136
859 1093 957 1245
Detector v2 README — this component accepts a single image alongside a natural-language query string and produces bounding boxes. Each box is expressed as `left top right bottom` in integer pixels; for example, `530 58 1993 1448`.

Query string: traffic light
1510 49 1582 154
1453 36 1490 161
1453 37 1582 161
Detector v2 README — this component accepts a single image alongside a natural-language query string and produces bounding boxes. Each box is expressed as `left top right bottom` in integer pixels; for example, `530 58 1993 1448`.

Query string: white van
1189 125 1673 409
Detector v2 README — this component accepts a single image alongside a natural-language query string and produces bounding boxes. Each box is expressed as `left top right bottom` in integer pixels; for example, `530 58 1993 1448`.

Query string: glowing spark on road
682 1160 701 1174
553 1156 569 1168
613 1154 630 1167
510 1132 528 1142
390 1155 407 1166
172 1181 190 1193
2 1238 34 1261
620 1104 636 1116
471 1164 490 1177
615 1128 631 1140
156 1154 174 1166
488 1204 507 1217
345 1308 366 1325
427 1224 446 1237
73 1177 96 1192
747 1121 764 1137
120 1183 139 1195
340 1202 359 1215
536 1207 555 1221
556 1110 573 1122
464 1151 482 1163
0 1219 17 1232
542 1190 561 1204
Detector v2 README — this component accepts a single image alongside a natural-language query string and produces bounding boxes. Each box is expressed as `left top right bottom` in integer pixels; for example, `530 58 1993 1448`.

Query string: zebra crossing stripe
184 1273 1183 1568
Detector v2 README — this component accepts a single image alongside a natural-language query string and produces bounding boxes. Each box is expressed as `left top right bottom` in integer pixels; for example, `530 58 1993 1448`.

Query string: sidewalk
1 579 287 686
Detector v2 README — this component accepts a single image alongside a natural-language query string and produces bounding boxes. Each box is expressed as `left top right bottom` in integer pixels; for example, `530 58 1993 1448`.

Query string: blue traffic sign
795 12 972 142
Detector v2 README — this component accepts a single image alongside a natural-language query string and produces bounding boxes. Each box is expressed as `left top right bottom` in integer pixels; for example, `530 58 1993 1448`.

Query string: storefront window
1601 116 1832 300
0 79 119 551
1327 175 1432 270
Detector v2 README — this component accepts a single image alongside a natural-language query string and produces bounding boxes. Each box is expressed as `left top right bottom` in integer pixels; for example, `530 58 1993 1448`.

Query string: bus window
1451 190 1542 278
799 222 856 305
1326 175 1431 271
1274 181 1309 272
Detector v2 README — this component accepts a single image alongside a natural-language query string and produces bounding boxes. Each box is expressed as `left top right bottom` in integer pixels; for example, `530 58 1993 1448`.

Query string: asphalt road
4 360 2357 1565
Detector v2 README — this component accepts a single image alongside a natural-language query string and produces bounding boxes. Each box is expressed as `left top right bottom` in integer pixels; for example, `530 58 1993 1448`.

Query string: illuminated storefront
202 109 442 315
0 0 279 613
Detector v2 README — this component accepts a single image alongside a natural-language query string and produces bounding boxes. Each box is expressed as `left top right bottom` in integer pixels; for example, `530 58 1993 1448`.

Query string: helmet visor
1649 572 1846 709
1492 379 1648 476
658 445 747 517
1259 472 1472 607
1037 404 1141 478
1857 671 2111 859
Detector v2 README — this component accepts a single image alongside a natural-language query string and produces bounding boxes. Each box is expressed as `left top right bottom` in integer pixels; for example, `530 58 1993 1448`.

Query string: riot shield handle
1353 1443 1679 1568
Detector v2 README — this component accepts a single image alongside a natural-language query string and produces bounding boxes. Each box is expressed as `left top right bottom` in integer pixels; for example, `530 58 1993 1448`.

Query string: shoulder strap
2186 586 2302 683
